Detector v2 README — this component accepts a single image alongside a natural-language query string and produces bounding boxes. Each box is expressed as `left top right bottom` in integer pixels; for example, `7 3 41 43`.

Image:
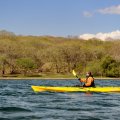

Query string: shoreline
0 77 120 80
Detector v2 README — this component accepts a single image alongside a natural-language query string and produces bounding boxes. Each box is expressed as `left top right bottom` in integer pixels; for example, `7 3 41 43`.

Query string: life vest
83 77 95 87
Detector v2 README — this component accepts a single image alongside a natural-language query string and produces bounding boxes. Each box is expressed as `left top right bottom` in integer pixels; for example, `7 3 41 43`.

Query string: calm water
1 79 120 120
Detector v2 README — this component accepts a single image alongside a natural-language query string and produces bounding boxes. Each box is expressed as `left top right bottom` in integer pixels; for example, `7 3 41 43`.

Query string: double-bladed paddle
72 70 82 85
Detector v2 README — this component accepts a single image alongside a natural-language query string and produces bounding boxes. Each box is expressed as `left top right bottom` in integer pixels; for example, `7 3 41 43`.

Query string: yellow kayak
31 86 120 93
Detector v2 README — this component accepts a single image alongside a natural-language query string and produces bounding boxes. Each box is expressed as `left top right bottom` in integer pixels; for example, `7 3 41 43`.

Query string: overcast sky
0 0 120 38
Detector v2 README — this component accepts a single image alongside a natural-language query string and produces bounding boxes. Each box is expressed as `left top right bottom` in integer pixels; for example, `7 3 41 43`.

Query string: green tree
85 60 102 77
0 55 8 76
16 58 37 75
101 56 119 77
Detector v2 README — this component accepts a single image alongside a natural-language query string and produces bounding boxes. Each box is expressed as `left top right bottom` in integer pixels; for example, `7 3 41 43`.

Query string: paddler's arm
83 77 93 86
79 78 87 82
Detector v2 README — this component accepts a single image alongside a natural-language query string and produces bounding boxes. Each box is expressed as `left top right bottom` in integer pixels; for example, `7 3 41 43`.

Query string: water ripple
0 79 120 120
0 107 31 112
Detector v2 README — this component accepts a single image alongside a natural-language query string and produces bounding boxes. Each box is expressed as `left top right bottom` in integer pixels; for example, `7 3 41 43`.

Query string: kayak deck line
31 86 120 93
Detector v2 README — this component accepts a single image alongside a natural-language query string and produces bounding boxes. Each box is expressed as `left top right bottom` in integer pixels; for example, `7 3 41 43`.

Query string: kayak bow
31 86 120 93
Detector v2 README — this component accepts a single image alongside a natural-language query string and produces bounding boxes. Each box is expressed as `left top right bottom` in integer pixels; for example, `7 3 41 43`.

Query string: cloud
79 30 120 41
83 5 120 16
98 5 120 15
83 11 93 17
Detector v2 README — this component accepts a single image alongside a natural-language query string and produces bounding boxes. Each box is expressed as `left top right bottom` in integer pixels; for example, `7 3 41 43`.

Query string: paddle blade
72 70 77 76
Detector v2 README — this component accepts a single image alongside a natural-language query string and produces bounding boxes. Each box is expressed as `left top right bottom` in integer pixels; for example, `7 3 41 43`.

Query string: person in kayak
79 72 95 87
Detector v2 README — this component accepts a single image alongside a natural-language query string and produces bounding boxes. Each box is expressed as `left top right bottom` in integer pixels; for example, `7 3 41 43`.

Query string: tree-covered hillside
0 30 120 78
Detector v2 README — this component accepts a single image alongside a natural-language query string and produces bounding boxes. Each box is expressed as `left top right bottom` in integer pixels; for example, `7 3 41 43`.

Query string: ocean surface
1 79 120 120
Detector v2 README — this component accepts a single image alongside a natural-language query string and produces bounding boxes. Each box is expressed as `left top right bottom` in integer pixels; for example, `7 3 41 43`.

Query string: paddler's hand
78 78 81 82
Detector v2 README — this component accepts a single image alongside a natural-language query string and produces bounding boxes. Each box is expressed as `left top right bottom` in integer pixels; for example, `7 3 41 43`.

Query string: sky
0 0 120 39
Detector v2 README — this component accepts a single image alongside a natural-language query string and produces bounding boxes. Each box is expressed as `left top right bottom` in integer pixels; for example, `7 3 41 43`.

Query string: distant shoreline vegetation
0 30 120 78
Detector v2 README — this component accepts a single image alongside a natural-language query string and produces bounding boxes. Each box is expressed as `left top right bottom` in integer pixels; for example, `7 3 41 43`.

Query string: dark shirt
83 77 95 87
